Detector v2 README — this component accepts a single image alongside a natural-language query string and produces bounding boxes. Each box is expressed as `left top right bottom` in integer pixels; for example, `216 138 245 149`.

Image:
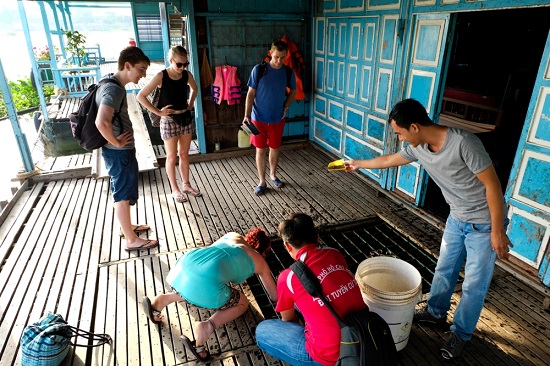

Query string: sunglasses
175 61 189 68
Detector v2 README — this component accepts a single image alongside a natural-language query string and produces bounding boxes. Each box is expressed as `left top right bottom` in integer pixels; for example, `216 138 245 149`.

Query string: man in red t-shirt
256 213 367 365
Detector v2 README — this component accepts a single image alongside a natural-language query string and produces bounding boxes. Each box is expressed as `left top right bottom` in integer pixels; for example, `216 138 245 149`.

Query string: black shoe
441 332 467 359
414 305 447 325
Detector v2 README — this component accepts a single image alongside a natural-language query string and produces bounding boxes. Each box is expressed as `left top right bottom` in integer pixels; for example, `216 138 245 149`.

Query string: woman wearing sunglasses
138 46 201 202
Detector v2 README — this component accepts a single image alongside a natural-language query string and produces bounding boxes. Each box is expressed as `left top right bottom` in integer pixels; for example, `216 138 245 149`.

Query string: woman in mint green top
142 228 278 361
166 236 257 309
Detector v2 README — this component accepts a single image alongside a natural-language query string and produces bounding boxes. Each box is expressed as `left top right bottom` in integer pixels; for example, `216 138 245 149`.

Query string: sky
0 0 133 80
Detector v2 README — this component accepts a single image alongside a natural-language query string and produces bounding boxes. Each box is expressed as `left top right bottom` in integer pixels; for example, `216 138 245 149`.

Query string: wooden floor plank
2 144 549 366
0 182 43 265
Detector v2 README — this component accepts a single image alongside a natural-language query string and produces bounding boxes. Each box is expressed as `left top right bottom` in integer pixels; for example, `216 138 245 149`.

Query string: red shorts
249 119 285 149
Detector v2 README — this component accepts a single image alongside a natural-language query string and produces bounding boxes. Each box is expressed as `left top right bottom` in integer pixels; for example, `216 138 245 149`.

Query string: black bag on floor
291 261 398 366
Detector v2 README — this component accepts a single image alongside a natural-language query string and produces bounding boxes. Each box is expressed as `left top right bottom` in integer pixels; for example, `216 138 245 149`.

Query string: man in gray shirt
95 46 157 251
345 98 512 359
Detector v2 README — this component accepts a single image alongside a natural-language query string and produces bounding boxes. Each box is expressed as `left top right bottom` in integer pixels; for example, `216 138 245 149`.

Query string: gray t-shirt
96 78 134 149
400 127 494 223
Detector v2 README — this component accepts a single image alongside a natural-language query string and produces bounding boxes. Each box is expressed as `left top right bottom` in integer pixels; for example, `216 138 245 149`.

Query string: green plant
64 30 87 66
0 77 54 118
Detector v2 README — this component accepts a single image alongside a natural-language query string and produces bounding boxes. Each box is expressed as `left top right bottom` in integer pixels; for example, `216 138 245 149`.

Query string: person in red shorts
243 40 297 196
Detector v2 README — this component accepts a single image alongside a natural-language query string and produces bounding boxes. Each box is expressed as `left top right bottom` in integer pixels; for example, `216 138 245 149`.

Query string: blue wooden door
394 14 452 205
505 30 550 286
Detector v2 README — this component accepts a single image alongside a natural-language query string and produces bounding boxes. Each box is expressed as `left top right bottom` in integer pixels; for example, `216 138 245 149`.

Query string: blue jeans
427 215 506 341
256 319 323 366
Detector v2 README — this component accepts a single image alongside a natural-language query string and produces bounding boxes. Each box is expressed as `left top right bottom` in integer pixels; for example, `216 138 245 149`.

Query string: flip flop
254 184 267 196
172 193 187 203
142 297 163 324
119 224 151 237
181 335 211 361
270 177 284 188
124 239 158 251
183 187 202 197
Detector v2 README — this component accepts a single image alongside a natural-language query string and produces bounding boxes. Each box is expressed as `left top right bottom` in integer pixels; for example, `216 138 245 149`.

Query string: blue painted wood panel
505 30 550 282
368 0 400 8
366 115 385 144
329 100 344 125
516 155 550 208
396 14 450 204
315 57 325 92
345 107 364 133
396 163 420 198
324 0 337 12
380 16 397 64
344 134 382 178
508 211 545 263
314 95 327 117
374 68 391 113
314 118 342 152
315 18 326 55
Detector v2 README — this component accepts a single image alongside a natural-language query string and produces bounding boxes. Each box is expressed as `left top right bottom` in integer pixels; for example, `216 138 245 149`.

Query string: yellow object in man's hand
327 159 346 171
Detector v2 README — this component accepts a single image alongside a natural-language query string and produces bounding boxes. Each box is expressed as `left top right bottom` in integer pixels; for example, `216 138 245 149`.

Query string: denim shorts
101 147 138 205
172 286 240 310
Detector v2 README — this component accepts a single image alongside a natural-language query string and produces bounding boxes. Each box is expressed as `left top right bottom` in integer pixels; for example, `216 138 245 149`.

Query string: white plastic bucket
355 256 422 351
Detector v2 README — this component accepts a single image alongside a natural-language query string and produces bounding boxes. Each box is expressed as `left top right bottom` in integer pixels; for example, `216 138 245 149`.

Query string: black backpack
70 77 124 151
256 61 292 89
290 261 398 366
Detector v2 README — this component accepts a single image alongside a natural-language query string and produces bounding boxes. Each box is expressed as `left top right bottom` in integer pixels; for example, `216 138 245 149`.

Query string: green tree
0 77 54 118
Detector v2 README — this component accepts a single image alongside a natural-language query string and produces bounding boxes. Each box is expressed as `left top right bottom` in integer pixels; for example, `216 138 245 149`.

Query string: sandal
183 182 202 197
270 177 284 188
254 184 267 196
181 335 211 361
172 193 187 203
119 224 151 237
142 297 163 324
124 239 158 252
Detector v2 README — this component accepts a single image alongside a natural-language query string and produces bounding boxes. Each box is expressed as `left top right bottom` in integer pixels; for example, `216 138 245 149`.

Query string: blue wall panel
409 73 434 110
509 212 544 263
369 0 399 7
344 135 381 176
329 101 344 124
367 115 385 142
396 164 419 197
314 95 327 117
380 17 397 63
517 157 550 208
315 118 342 151
346 107 364 132
375 69 391 112
534 93 550 141
416 24 441 63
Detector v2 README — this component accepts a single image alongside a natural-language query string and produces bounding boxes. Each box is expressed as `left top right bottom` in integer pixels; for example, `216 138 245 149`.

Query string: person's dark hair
271 40 288 53
118 46 151 71
278 213 318 249
245 227 271 256
388 98 432 128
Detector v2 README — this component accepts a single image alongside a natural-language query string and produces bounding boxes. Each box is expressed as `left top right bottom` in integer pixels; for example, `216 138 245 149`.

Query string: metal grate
249 217 462 320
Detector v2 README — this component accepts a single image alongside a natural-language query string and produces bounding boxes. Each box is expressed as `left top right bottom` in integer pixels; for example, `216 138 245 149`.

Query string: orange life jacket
265 35 306 100
212 65 241 105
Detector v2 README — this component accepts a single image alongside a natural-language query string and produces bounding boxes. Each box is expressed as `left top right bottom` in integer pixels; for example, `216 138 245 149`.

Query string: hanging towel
200 48 214 90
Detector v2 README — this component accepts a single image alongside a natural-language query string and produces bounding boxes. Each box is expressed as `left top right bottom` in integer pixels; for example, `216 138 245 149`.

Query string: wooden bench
91 92 158 179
